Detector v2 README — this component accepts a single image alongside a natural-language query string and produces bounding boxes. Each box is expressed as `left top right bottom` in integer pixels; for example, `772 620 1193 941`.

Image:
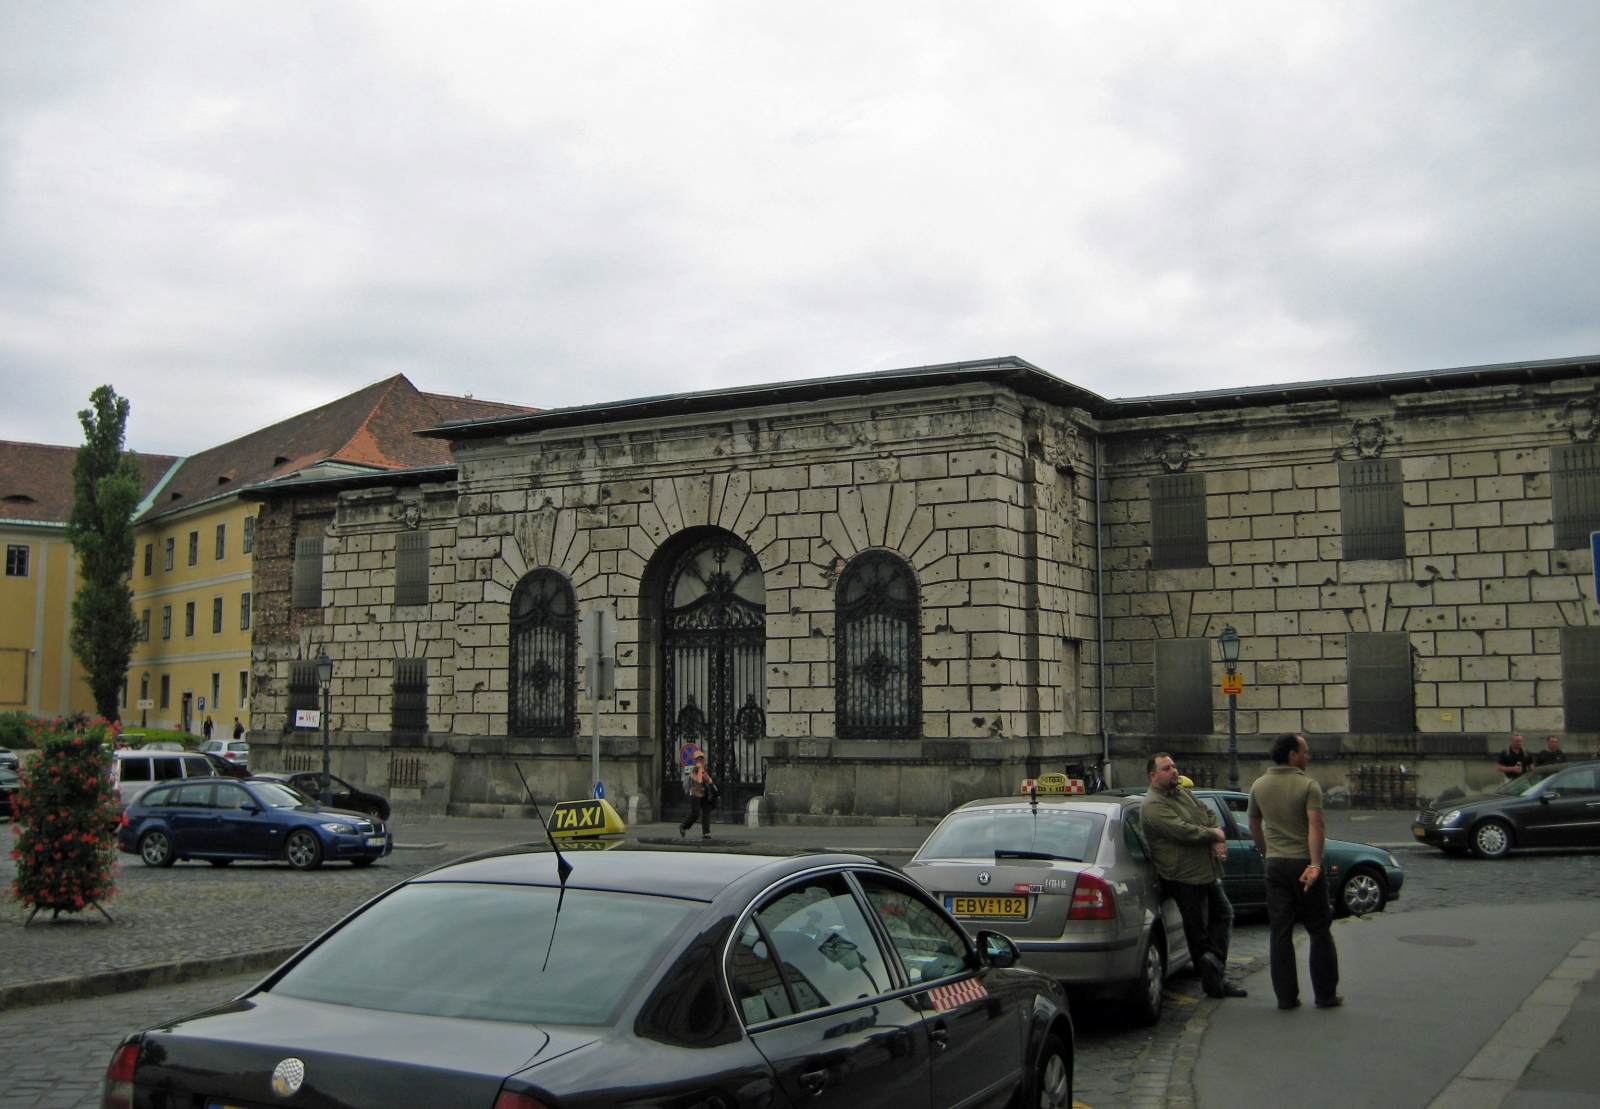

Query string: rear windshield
270 882 698 1026
919 808 1105 863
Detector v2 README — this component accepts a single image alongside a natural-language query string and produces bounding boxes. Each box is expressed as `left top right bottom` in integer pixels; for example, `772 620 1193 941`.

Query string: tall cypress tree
66 386 143 721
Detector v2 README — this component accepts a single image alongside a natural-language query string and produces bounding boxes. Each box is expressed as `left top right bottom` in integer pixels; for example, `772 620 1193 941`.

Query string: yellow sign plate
1221 674 1244 695
947 896 1028 918
547 797 627 838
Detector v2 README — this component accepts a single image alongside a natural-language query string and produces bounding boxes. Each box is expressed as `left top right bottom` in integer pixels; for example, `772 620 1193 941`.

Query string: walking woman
679 753 715 840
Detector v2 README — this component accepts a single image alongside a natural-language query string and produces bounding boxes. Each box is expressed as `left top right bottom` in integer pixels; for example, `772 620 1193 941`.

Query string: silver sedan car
903 794 1192 1025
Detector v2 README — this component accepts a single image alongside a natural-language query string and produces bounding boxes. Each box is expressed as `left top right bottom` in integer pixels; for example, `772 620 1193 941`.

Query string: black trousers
679 795 713 835
1264 856 1339 1004
1164 879 1233 995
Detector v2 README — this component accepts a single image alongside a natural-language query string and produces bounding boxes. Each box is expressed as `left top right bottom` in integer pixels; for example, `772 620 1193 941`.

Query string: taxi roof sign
547 797 627 838
1019 774 1085 795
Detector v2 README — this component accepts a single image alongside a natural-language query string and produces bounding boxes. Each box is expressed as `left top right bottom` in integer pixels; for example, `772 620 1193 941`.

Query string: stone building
246 354 1600 820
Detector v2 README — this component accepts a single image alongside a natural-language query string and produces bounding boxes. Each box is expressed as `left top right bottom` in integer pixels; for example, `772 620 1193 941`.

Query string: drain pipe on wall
1094 438 1111 789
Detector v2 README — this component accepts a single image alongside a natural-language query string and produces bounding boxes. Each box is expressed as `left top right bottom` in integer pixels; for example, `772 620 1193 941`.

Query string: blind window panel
1340 459 1406 561
1154 638 1213 735
1560 627 1600 733
1150 473 1209 569
1347 632 1414 733
292 536 324 609
287 661 320 713
1552 444 1600 550
392 658 428 733
394 530 430 607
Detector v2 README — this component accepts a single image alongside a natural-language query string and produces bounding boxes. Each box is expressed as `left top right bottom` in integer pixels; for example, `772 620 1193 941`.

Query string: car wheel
350 857 374 868
139 830 175 868
207 858 233 867
1032 1032 1072 1109
1472 820 1513 860
285 829 323 871
1124 934 1166 1026
1337 868 1386 916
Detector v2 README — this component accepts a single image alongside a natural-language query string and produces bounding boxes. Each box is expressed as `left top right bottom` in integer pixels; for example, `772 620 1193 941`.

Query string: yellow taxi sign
1221 673 1244 696
1019 774 1085 795
547 797 627 838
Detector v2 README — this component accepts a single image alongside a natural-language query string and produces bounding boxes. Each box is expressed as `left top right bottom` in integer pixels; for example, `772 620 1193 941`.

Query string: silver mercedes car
903 793 1192 1024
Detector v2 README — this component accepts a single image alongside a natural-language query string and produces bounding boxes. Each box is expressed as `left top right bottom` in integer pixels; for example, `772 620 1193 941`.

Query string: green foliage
66 385 143 721
0 710 32 749
9 724 119 914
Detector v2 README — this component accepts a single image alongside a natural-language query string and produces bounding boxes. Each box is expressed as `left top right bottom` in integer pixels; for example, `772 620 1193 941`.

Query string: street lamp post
1218 625 1241 790
315 650 333 805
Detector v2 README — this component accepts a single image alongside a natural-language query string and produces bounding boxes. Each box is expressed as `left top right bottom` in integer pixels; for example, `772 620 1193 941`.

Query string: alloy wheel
285 830 323 870
1341 871 1385 915
139 830 173 867
1473 822 1512 859
1037 1039 1071 1109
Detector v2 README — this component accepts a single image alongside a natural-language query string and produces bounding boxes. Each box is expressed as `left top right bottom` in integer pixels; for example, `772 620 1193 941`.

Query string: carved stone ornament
398 503 422 529
1335 417 1391 460
1024 408 1079 474
1560 398 1598 443
1152 434 1202 473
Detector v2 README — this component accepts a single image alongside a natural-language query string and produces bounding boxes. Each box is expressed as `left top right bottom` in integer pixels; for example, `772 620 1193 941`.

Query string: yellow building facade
127 496 258 735
0 518 93 715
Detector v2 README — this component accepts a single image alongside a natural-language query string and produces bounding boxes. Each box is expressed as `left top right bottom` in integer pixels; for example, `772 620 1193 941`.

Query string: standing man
1142 753 1246 999
1249 733 1341 1010
1533 736 1567 767
232 717 245 740
1496 734 1532 780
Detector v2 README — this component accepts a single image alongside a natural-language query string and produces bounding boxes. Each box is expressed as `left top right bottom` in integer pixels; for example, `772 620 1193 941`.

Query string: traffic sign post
1592 533 1599 602
582 609 619 803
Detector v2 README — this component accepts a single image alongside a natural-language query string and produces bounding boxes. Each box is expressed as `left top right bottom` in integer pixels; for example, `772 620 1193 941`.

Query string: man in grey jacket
1141 752 1246 999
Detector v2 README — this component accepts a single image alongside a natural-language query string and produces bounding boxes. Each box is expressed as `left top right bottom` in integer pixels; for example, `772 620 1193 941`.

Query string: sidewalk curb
0 944 302 1013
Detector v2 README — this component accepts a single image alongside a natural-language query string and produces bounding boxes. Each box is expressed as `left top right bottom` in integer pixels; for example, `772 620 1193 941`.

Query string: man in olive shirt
1142 753 1246 999
1248 733 1341 1010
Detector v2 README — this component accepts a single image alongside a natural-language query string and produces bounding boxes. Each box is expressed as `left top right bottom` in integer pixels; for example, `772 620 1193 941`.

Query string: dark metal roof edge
1103 354 1600 417
238 464 458 501
416 356 1096 441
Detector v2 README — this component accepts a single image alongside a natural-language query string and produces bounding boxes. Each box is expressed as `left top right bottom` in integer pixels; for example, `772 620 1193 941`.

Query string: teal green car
1106 787 1404 917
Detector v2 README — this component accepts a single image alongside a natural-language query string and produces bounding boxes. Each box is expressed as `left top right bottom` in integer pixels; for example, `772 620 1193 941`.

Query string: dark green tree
66 386 143 721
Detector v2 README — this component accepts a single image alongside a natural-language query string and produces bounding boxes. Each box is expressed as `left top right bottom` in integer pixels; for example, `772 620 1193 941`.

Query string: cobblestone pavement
4 812 1597 1109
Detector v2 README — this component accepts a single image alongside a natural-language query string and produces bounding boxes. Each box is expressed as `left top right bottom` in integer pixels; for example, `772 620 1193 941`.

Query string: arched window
510 569 576 737
836 551 920 738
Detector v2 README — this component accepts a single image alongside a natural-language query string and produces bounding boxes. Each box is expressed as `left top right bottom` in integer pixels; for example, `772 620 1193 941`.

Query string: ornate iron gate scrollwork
661 536 766 819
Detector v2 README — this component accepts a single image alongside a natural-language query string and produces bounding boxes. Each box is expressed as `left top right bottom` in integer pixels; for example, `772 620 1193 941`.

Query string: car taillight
119 810 130 826
492 1089 549 1109
1068 872 1117 920
103 1043 138 1109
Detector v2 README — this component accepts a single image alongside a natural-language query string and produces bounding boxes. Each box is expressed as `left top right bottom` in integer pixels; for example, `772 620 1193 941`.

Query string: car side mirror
973 930 1019 969
1540 791 1558 803
241 803 261 814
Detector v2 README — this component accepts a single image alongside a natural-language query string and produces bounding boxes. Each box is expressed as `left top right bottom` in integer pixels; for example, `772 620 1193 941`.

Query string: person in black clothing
233 718 245 739
203 716 214 740
1533 735 1567 767
1495 734 1531 780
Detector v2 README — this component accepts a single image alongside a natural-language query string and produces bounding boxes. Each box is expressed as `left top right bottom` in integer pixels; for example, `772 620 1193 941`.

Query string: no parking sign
678 742 701 768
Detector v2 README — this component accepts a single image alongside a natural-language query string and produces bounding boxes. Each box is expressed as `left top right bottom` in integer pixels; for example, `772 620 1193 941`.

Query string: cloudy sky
1 2 1596 455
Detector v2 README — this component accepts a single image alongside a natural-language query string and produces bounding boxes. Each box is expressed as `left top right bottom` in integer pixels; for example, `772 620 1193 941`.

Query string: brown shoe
1314 994 1344 1009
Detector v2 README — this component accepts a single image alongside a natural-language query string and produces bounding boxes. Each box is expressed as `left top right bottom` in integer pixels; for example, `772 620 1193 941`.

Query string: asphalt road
3 812 1597 1109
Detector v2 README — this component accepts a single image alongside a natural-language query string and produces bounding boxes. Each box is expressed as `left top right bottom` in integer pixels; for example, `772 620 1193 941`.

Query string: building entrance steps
1193 901 1600 1109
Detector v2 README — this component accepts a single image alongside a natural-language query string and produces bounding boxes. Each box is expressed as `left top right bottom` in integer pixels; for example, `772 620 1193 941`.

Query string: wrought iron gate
660 536 766 821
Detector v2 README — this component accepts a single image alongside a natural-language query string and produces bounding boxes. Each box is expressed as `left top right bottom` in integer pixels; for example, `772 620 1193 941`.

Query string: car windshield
248 782 312 808
1491 767 1563 797
0 770 18 786
270 881 699 1026
918 807 1104 862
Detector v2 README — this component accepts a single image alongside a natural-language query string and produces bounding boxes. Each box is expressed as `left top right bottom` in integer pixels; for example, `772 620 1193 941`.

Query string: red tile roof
0 441 178 525
138 376 533 522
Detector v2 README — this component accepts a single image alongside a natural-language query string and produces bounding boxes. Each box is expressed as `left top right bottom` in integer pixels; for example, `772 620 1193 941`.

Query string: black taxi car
1412 762 1600 858
102 847 1075 1109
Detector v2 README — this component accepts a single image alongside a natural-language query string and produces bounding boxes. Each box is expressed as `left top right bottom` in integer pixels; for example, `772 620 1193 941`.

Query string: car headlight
320 822 357 835
1438 809 1464 827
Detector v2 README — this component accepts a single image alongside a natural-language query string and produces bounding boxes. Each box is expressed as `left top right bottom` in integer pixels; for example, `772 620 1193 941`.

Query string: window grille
392 658 428 733
292 535 323 609
287 661 320 718
143 543 152 576
140 609 150 642
161 605 172 640
510 569 576 737
211 596 223 634
238 670 249 712
159 674 170 709
240 591 251 630
836 551 920 738
1340 459 1405 560
242 515 255 555
1552 444 1600 550
214 523 226 561
394 530 430 606
1561 627 1600 732
1348 632 1414 733
3 545 27 577
1150 473 1209 569
389 755 425 788
184 601 195 637
187 531 199 567
164 537 174 572
1154 639 1212 734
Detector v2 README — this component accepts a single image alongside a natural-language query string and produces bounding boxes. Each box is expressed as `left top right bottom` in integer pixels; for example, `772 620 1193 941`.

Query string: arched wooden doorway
659 532 766 821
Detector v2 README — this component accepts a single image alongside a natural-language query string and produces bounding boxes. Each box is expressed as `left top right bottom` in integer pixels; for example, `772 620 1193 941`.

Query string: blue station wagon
117 778 392 870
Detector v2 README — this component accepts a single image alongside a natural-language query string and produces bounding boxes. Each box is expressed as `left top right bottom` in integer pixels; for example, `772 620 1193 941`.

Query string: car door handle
929 1021 949 1051
797 1069 829 1096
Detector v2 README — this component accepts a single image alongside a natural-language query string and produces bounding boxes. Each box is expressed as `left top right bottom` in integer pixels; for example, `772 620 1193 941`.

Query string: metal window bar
1150 473 1209 569
392 658 428 733
394 530 430 606
1347 632 1414 733
1561 627 1600 732
836 551 920 738
286 661 320 732
292 536 323 609
1154 639 1213 735
1340 459 1406 561
1552 444 1600 550
509 570 576 737
389 756 425 788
